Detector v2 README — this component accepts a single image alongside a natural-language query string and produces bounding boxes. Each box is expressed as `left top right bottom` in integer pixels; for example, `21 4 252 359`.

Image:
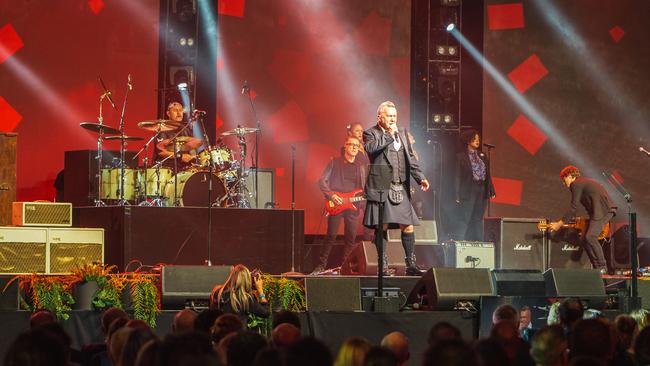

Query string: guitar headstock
537 218 549 232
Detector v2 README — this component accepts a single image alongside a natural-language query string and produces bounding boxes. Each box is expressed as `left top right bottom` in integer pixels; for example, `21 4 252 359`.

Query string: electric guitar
536 217 610 240
324 189 366 216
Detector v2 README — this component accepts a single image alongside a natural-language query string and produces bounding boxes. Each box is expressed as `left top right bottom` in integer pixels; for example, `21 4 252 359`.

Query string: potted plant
248 274 306 334
14 274 75 320
69 264 124 310
126 273 160 328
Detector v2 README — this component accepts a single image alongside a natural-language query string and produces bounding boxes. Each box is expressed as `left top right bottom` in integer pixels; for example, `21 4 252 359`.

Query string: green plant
16 275 75 320
248 274 306 333
128 274 160 328
70 264 124 310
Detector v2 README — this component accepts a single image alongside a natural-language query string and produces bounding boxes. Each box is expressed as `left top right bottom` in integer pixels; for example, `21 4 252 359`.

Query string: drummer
156 101 202 170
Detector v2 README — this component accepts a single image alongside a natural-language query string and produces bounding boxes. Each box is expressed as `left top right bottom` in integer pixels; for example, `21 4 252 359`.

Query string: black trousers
584 212 614 268
456 181 487 241
318 209 359 268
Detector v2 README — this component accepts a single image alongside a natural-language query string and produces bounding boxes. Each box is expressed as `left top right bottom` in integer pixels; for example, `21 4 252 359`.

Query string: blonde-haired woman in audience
210 264 269 322
630 308 650 330
334 336 372 366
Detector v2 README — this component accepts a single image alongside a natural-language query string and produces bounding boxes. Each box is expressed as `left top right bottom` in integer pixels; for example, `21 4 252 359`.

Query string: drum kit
80 118 259 208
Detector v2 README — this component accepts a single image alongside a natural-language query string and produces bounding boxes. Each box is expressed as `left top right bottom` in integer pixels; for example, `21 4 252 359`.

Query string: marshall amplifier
12 202 72 227
548 228 590 269
484 218 545 271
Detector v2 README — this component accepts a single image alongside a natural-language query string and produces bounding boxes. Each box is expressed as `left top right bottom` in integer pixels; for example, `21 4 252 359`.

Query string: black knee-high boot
402 231 424 276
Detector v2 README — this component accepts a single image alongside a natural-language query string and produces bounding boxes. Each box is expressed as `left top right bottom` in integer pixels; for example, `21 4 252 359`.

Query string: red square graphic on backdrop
508 54 548 94
487 3 525 30
218 0 245 18
507 114 547 155
609 26 625 43
0 24 24 64
0 96 23 132
491 177 523 206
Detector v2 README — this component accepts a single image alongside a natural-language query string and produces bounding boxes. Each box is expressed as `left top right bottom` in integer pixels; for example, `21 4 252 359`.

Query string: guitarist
548 165 617 273
311 137 368 274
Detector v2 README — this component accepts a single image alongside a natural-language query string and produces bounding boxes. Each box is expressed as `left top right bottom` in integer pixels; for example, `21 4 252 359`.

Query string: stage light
444 114 453 124
187 38 194 46
448 46 457 55
436 45 458 56
446 23 455 32
433 114 442 123
179 37 187 46
177 82 188 90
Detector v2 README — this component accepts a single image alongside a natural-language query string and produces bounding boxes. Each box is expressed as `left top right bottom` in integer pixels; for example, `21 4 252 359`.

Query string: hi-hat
221 127 259 136
137 119 179 132
105 135 144 142
157 136 203 152
80 122 120 135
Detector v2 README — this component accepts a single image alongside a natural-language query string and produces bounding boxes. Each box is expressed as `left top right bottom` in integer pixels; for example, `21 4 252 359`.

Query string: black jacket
455 149 495 201
319 156 367 199
562 177 616 222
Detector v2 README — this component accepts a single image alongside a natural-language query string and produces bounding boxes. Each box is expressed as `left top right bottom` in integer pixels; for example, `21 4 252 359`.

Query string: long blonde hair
335 336 371 366
214 264 254 313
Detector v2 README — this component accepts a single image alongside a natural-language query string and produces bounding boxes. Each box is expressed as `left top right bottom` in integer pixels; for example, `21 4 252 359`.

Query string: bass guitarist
547 165 617 273
311 137 368 274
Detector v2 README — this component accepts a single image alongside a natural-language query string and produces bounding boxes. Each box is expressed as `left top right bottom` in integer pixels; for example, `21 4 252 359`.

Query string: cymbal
104 135 144 142
137 119 178 132
221 127 260 136
157 136 203 152
80 122 121 135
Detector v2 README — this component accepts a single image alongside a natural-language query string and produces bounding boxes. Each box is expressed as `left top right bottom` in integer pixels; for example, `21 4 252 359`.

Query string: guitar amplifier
484 218 545 271
12 202 72 227
48 228 104 274
441 241 495 269
0 226 48 274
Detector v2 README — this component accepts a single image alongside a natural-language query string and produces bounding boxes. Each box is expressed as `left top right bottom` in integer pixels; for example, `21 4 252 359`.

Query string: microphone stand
484 144 495 217
243 85 261 208
195 112 215 266
117 76 132 206
291 145 296 272
94 93 109 207
133 131 160 206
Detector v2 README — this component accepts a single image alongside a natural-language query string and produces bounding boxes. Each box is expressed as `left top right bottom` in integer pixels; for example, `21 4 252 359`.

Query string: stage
73 206 304 274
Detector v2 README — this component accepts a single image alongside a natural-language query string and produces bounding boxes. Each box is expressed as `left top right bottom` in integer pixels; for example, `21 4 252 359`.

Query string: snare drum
137 168 172 197
164 169 227 207
100 168 135 200
198 147 232 169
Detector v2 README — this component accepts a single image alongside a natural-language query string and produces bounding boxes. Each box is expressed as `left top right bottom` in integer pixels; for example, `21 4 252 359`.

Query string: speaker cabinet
340 241 443 276
543 268 605 297
245 168 275 209
48 228 104 274
0 227 47 274
388 220 438 243
492 270 546 296
484 217 545 271
0 133 17 226
603 224 634 271
548 229 591 269
12 202 73 227
407 268 494 310
441 241 495 269
305 277 361 311
0 276 20 310
161 265 232 309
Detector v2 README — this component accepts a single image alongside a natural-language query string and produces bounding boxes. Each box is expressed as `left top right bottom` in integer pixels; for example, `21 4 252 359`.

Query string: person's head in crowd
529 325 568 366
4 327 67 366
109 327 134 365
126 319 151 330
347 122 364 141
119 326 157 366
271 323 301 349
253 347 283 366
107 316 129 344
380 332 409 366
172 308 198 334
547 302 561 325
363 345 398 366
520 306 532 330
630 308 650 330
158 330 219 366
428 321 462 346
422 339 478 366
34 322 74 363
272 309 301 330
559 298 584 330
101 307 129 338
211 313 245 345
570 318 614 365
490 320 533 365
334 336 371 366
134 338 160 366
29 309 57 328
473 338 511 366
286 336 333 366
634 325 650 365
614 314 637 353
493 304 519 328
582 308 602 320
213 264 256 313
225 330 268 366
194 308 224 334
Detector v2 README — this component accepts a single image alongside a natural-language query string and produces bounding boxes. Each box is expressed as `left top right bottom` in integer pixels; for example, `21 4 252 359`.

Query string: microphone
241 80 249 95
483 143 496 149
193 109 207 116
127 74 133 91
465 256 479 263
98 77 116 110
639 147 650 156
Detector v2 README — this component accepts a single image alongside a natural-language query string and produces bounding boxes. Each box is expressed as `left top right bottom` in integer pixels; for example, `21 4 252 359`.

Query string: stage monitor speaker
161 265 233 309
0 226 47 274
340 241 443 276
492 270 546 296
305 277 361 311
603 224 635 271
407 268 494 310
484 217 544 271
13 202 72 227
0 276 20 310
0 133 17 226
441 241 495 269
543 268 605 297
388 220 438 243
48 228 104 274
245 168 275 209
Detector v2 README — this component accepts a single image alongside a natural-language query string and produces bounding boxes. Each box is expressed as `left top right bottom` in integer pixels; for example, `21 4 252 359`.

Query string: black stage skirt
363 196 420 229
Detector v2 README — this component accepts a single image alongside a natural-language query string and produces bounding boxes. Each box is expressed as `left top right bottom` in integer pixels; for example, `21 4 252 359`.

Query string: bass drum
164 169 227 207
